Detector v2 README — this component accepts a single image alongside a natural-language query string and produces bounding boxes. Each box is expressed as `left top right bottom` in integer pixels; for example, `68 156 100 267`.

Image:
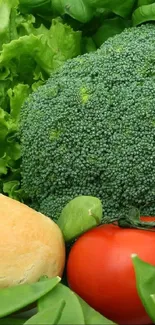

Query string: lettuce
0 0 82 200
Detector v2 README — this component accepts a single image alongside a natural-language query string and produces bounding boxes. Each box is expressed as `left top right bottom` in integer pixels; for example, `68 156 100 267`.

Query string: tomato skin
67 217 155 325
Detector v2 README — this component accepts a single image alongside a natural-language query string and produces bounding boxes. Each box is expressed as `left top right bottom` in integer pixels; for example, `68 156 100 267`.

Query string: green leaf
0 80 11 110
93 17 131 47
6 136 21 162
0 18 81 77
0 1 11 34
0 108 9 141
0 0 19 49
0 318 25 325
0 0 18 34
57 196 102 242
150 294 155 315
38 283 85 324
51 0 64 14
3 180 27 201
85 0 136 17
137 0 154 6
0 276 60 318
84 0 108 8
0 155 8 174
0 108 20 177
77 295 117 324
0 34 45 84
61 0 94 23
15 13 36 37
32 80 45 92
132 3 155 26
132 254 155 322
24 300 65 325
19 0 52 14
0 10 82 202
19 0 50 8
8 84 30 122
38 283 117 324
40 18 81 73
81 37 97 53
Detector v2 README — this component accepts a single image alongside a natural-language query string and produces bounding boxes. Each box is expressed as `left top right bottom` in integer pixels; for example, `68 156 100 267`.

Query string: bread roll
0 194 65 288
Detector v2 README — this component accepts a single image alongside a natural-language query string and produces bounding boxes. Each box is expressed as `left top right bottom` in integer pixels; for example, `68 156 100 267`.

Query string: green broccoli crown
20 23 155 221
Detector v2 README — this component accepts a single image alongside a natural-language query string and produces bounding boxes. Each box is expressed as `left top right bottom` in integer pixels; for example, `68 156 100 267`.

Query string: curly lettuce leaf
8 84 30 122
0 18 81 77
0 5 82 200
0 99 25 200
3 179 27 201
0 80 11 110
0 108 21 173
39 18 81 73
15 13 36 36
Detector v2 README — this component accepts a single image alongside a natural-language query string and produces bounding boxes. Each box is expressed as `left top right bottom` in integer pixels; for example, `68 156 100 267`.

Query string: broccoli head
20 23 155 222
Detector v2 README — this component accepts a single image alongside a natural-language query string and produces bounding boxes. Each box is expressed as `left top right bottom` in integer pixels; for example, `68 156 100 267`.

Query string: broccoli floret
20 23 155 222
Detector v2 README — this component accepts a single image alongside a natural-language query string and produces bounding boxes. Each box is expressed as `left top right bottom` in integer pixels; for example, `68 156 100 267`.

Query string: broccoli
20 23 155 222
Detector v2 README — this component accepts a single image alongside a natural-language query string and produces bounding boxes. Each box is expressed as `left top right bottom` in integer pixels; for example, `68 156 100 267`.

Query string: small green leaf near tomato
0 276 60 318
132 254 155 323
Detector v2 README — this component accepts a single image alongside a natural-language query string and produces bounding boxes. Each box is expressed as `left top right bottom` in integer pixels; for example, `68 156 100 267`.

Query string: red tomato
67 216 155 325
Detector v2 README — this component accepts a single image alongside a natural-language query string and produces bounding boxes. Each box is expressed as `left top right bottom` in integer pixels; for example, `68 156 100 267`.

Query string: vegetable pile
2 0 155 325
57 198 155 324
0 276 118 325
1 0 155 202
